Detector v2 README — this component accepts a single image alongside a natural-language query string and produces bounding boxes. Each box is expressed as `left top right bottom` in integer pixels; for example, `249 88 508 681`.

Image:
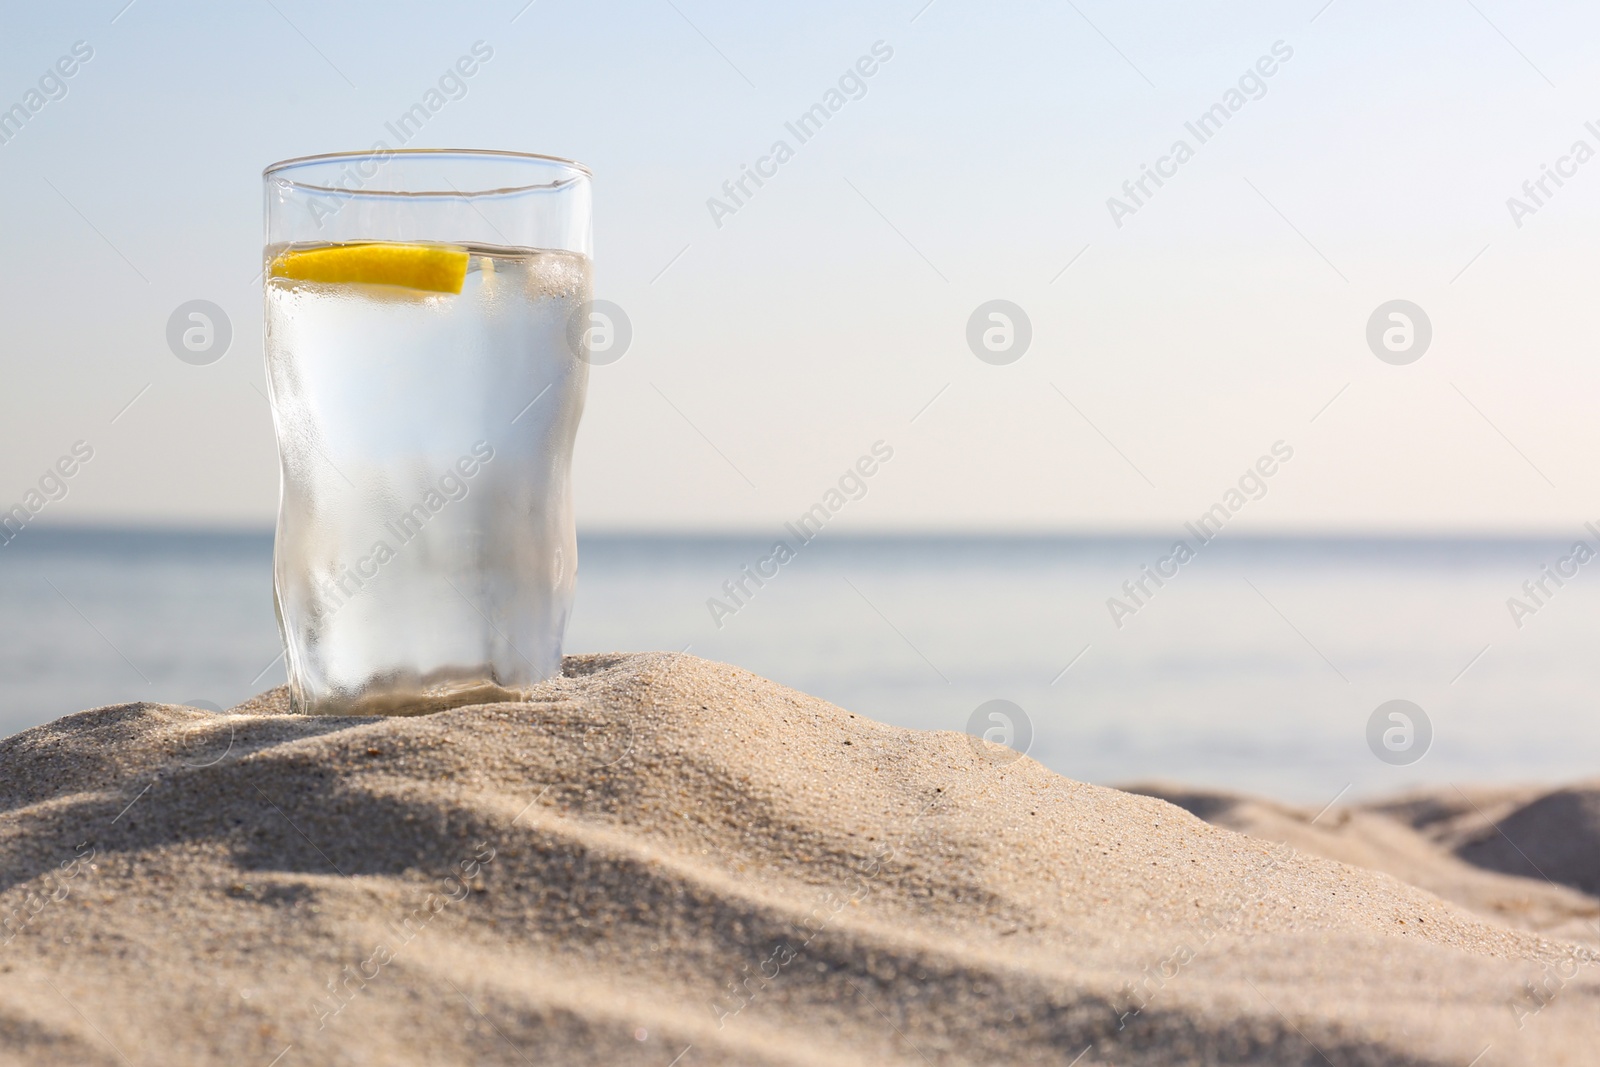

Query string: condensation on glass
263 150 592 714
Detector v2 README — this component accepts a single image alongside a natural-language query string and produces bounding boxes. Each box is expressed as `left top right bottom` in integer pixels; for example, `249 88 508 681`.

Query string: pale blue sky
3 0 1599 532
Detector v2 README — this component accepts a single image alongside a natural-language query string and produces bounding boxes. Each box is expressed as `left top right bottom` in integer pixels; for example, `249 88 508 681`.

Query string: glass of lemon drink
263 150 593 715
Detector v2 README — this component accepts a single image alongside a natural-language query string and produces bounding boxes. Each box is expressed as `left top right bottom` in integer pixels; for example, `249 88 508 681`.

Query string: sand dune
1388 785 1600 899
1124 783 1600 948
2 652 1598 1065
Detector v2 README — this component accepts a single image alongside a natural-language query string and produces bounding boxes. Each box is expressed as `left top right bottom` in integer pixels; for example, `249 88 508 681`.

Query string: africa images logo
1106 41 1293 228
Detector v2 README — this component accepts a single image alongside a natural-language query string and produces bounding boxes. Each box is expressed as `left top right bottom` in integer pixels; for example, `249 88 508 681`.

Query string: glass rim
263 148 592 198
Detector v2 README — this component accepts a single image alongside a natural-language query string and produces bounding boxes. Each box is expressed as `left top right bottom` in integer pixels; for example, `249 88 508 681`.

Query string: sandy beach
2 652 1597 1065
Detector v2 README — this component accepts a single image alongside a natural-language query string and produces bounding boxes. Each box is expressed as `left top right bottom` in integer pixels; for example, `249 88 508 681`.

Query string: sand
1125 783 1600 950
1 652 1598 1066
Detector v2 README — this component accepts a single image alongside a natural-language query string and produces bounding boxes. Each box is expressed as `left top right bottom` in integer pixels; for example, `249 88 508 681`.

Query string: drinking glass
262 149 592 715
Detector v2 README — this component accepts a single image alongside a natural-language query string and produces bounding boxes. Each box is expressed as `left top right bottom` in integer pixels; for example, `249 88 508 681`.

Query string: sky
3 0 1599 533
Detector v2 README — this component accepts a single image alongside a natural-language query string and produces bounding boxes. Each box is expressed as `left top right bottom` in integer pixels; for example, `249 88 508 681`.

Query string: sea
3 528 1597 804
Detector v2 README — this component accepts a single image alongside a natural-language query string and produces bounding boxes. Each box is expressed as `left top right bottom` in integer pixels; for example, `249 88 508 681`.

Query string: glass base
288 667 542 716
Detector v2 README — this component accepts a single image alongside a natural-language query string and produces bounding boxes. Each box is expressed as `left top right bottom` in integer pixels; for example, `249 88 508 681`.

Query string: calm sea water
3 528 1597 802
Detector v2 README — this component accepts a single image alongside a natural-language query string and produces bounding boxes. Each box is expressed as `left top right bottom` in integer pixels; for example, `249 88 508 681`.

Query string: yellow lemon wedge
269 243 470 294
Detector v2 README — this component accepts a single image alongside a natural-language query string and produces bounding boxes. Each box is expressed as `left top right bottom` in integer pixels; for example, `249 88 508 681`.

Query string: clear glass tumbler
262 150 592 715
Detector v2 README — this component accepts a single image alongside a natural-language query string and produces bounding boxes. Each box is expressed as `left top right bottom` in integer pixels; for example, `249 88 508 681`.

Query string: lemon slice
270 243 470 294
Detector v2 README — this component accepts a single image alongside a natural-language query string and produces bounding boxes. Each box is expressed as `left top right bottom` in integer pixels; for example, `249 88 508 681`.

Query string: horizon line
9 520 1600 544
